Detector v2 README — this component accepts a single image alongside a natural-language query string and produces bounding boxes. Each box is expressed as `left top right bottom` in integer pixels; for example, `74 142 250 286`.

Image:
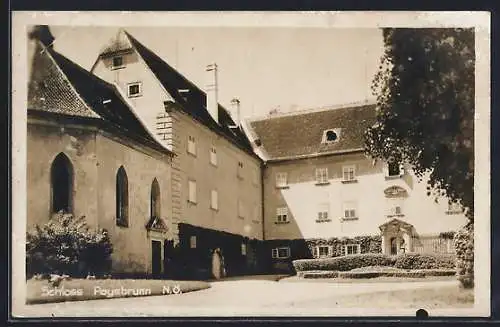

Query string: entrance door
390 237 398 255
151 240 162 277
211 249 224 279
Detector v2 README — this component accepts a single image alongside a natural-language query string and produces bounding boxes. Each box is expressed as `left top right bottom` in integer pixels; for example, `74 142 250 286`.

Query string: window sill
128 94 142 98
210 207 218 212
341 179 358 184
315 181 330 186
237 216 245 220
276 185 290 189
315 219 332 223
187 151 197 157
342 217 359 221
385 175 403 180
275 221 290 225
187 200 197 205
116 222 129 228
111 66 126 71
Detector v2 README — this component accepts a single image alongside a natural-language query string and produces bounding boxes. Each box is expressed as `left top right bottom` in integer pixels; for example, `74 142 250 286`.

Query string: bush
293 253 396 272
393 253 455 270
413 269 456 277
301 270 339 279
339 270 425 279
26 213 113 278
454 222 474 288
348 266 403 273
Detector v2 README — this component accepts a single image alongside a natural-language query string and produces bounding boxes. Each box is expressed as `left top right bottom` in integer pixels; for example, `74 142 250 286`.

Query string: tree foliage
365 28 474 220
26 212 113 278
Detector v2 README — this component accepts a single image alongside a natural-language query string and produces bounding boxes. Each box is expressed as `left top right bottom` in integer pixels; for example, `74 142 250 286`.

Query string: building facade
247 103 468 268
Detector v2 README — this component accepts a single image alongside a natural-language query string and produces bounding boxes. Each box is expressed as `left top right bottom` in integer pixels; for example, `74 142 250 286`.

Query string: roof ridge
249 99 377 122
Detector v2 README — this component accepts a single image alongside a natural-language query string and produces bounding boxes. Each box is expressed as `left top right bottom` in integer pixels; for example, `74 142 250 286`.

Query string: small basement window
128 82 142 97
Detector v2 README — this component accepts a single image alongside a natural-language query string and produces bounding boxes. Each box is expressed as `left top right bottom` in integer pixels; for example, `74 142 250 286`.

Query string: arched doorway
380 218 414 255
51 153 73 213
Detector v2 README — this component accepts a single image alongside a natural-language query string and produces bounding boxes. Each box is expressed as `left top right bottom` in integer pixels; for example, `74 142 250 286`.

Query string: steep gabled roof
121 31 254 154
28 41 172 156
248 103 377 161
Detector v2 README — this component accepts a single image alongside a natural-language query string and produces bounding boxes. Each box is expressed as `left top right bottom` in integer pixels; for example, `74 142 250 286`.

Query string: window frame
276 206 289 224
342 165 357 183
188 179 197 204
275 172 288 188
190 236 197 249
342 201 358 220
344 244 361 255
187 135 197 156
241 243 247 256
209 146 217 166
316 245 332 258
315 167 329 185
210 189 218 211
127 82 142 98
111 56 124 69
272 247 291 259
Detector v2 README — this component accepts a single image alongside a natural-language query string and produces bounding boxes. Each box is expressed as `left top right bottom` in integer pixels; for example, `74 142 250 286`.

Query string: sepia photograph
11 11 490 318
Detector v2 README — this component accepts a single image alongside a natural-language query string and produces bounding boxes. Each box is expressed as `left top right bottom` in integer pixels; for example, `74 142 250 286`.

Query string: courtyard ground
16 275 473 317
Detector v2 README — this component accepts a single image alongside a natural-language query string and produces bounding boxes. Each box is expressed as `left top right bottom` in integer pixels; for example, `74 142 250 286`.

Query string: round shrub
293 253 396 272
454 222 474 288
393 253 455 269
26 213 113 278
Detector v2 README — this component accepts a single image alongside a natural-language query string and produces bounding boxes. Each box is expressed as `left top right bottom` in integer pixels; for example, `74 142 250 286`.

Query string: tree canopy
365 28 474 220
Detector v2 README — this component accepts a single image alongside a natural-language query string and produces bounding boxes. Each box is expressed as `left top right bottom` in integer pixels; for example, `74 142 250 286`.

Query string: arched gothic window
116 166 129 227
150 178 161 219
51 152 73 213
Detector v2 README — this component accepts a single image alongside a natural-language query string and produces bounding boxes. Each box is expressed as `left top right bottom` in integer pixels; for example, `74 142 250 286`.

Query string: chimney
28 25 55 80
205 63 219 124
230 98 241 128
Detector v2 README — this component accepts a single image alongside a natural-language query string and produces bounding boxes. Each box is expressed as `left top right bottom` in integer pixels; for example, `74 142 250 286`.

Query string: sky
49 26 384 119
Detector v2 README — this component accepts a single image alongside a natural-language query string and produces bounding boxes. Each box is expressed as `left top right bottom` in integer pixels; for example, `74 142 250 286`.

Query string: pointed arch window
116 166 129 227
51 152 73 213
150 178 161 219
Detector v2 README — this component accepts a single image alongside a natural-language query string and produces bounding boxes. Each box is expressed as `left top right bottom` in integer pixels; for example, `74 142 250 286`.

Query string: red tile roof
249 104 377 161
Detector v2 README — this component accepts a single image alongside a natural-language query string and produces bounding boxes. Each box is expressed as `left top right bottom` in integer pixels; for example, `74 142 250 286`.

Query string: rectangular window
188 180 197 203
190 236 197 249
276 207 289 223
343 201 357 220
127 82 142 97
317 245 332 258
344 244 360 255
237 161 244 179
317 203 330 222
187 135 196 155
210 146 217 166
388 161 401 176
315 168 329 184
342 165 356 182
112 56 124 69
241 243 247 256
276 172 288 188
272 247 290 259
210 190 218 210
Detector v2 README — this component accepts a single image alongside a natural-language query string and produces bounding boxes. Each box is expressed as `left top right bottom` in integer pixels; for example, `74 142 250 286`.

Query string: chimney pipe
230 98 241 128
205 63 218 124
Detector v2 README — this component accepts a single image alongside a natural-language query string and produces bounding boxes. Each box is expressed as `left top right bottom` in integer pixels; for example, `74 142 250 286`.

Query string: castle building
26 26 469 278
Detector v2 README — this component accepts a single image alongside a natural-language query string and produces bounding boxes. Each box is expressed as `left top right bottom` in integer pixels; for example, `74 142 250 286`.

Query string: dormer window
112 56 124 69
321 129 341 144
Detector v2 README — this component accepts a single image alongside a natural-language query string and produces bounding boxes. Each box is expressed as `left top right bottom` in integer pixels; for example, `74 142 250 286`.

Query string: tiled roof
28 40 172 155
249 104 377 161
123 31 254 154
98 28 134 57
28 41 99 118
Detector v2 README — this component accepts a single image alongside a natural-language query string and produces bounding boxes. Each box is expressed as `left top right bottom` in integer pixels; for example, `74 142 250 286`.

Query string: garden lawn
26 278 210 304
320 284 474 309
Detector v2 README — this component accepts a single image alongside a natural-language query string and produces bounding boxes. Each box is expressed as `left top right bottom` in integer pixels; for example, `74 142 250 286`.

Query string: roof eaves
266 148 366 163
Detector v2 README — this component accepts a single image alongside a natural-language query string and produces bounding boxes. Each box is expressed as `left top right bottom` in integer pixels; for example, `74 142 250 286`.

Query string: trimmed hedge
293 253 396 272
393 253 455 269
339 270 426 279
413 269 456 277
301 271 339 279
